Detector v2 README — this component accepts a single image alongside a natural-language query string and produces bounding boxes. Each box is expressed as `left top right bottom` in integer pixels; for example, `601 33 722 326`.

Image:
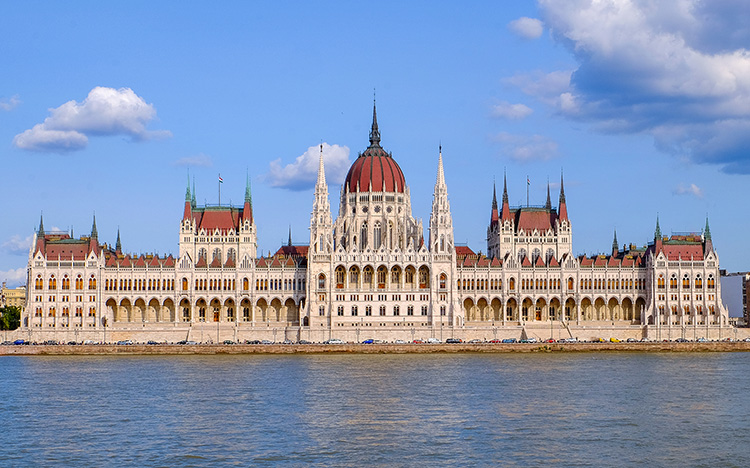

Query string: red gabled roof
224 257 236 268
594 256 607 267
548 256 559 267
490 257 502 267
516 209 556 233
148 256 161 267
477 257 490 267
284 257 296 267
195 256 207 268
463 256 476 267
535 256 545 267
270 257 282 267
522 256 532 267
256 257 268 267
163 255 175 267
607 256 620 267
662 244 704 260
274 245 309 257
106 256 117 267
134 255 146 267
120 255 132 267
455 246 475 257
579 256 593 267
209 256 222 268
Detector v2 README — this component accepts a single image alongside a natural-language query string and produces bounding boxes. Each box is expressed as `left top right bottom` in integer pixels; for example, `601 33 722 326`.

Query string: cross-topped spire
288 225 292 247
116 227 122 252
91 213 98 239
545 179 552 210
492 180 498 211
704 216 711 241
655 215 662 239
245 171 252 204
38 213 44 235
185 172 191 202
612 229 618 254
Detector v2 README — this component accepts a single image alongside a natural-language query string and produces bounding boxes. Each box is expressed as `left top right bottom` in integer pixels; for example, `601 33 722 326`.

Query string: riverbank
3 341 750 355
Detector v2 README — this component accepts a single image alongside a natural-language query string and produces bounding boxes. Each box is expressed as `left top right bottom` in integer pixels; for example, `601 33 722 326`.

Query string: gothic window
212 248 222 263
509 277 515 291
669 274 678 289
439 273 447 290
360 222 368 250
336 266 345 289
337 306 344 316
349 266 360 286
318 273 326 289
391 266 401 286
198 248 207 261
421 305 428 316
567 277 574 290
363 266 373 286
75 275 83 290
243 278 249 291
35 275 43 290
374 222 382 250
351 306 358 316
658 274 665 289
707 275 715 289
695 274 702 289
49 275 57 290
377 266 387 289
546 249 555 263
319 305 325 316
405 266 415 286
62 276 70 290
518 248 527 263
380 305 386 316
393 305 400 316
532 248 541 263
227 248 236 262
682 274 690 289
418 266 430 289
182 278 189 290
440 235 445 252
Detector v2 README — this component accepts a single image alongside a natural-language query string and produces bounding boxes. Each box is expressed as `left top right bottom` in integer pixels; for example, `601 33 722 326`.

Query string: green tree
0 306 21 330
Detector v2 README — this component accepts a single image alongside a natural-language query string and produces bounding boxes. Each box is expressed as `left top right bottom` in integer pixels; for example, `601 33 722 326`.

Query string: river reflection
1 353 748 467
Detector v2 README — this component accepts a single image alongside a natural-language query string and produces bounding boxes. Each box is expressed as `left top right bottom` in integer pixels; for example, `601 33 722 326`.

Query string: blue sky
2 0 750 287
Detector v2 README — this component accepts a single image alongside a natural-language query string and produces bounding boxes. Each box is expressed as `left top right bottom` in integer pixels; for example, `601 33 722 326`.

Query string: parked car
501 338 517 343
361 339 374 344
412 339 424 344
13 339 26 345
116 340 133 345
223 340 236 345
675 338 689 342
610 337 621 343
445 338 462 343
298 340 311 344
427 338 441 344
325 338 345 344
489 339 502 343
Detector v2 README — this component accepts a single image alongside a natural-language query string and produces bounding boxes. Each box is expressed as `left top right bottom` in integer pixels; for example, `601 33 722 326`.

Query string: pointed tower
34 213 46 254
612 229 619 256
703 216 713 254
545 180 552 210
288 226 292 247
115 228 122 253
91 214 98 240
183 173 193 220
501 171 512 222
310 143 333 254
242 172 253 223
38 213 45 237
654 215 663 252
429 145 454 254
558 171 568 221
490 181 499 228
191 178 197 208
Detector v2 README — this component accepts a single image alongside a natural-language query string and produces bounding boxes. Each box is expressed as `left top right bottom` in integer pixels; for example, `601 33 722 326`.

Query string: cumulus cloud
491 101 533 120
0 268 27 287
511 0 750 173
509 17 544 39
266 143 351 191
673 183 704 198
2 235 32 255
173 153 214 167
492 132 558 162
0 95 20 111
13 87 171 152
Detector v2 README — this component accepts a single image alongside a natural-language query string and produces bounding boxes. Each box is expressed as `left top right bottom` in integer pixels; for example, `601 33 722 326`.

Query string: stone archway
284 298 297 323
463 298 476 322
581 298 593 321
505 298 518 321
477 298 489 321
594 298 606 321
535 298 547 321
491 298 502 321
147 298 160 322
608 298 620 321
163 298 175 322
270 298 282 322
622 298 633 322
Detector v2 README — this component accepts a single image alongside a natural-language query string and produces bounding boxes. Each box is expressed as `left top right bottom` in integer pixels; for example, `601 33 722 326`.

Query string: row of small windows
34 306 96 317
458 277 647 292
325 304 436 316
579 278 645 291
657 274 714 290
176 277 306 292
197 247 237 263
657 304 716 315
35 274 96 290
104 278 175 291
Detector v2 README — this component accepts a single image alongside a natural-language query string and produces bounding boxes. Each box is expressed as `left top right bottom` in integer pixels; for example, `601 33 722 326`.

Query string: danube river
1 353 748 467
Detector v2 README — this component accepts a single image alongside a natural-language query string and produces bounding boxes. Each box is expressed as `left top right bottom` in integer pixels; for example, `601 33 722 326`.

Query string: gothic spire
436 144 446 188
91 213 98 239
559 170 566 204
558 170 569 221
191 177 197 208
185 172 191 202
245 171 252 205
545 179 552 210
704 215 714 253
612 229 618 255
288 225 292 247
116 228 122 252
502 170 509 204
655 215 662 239
492 180 498 211
500 170 512 222
704 216 711 241
38 213 44 236
368 98 381 148
316 143 327 189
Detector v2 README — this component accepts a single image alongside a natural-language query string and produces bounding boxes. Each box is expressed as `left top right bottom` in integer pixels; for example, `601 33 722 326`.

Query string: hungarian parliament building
20 105 731 342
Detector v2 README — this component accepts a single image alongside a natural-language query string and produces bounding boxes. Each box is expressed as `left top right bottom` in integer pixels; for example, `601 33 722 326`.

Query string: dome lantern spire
368 96 381 149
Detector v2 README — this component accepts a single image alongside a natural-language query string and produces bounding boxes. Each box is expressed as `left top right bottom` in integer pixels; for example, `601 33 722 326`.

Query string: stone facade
19 105 732 343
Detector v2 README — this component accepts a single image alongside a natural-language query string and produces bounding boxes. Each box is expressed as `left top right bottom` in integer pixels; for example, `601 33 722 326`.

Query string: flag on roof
219 174 223 183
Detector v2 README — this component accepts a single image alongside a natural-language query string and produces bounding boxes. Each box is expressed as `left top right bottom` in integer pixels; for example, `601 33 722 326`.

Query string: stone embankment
2 341 750 355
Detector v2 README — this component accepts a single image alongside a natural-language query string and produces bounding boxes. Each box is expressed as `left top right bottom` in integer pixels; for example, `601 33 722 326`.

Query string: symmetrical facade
19 105 733 342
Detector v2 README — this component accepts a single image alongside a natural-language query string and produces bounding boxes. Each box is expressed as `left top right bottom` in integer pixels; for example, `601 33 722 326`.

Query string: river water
1 352 748 467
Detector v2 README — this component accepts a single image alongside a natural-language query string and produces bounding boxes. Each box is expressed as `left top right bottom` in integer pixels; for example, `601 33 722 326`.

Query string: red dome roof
344 104 406 193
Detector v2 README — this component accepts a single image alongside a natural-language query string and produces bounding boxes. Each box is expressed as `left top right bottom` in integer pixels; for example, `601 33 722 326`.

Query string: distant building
1 281 26 312
720 271 750 326
18 104 734 342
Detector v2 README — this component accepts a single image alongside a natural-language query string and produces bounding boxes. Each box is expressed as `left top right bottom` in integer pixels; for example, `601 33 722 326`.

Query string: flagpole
526 175 529 207
218 173 221 206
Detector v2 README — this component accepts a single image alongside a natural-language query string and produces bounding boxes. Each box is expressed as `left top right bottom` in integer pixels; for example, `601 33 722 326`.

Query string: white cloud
512 0 750 172
509 17 544 39
673 183 704 198
13 87 171 152
265 143 351 191
0 95 20 111
173 153 214 167
2 235 32 255
0 268 26 287
491 101 533 120
492 132 558 162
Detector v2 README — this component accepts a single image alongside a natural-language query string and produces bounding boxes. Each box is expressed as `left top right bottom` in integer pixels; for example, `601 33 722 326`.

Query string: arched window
212 248 222 264
567 277 574 290
532 248 541 263
75 275 83 290
440 235 445 252
35 275 43 290
318 273 326 289
377 266 387 289
682 274 690 289
227 248 236 262
707 275 715 289
349 266 360 286
546 249 555 263
518 249 527 263
363 266 374 286
695 274 702 289
391 266 401 285
198 248 207 261
62 275 70 290
405 266 415 285
360 222 368 250
669 275 677 289
418 266 430 289
658 275 665 289
374 222 382 250
509 277 516 291
49 275 57 290
182 278 189 290
439 273 447 289
243 278 249 291
335 266 345 289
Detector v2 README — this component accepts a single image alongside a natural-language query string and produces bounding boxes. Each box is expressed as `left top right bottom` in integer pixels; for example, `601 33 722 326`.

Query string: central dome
344 104 406 193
